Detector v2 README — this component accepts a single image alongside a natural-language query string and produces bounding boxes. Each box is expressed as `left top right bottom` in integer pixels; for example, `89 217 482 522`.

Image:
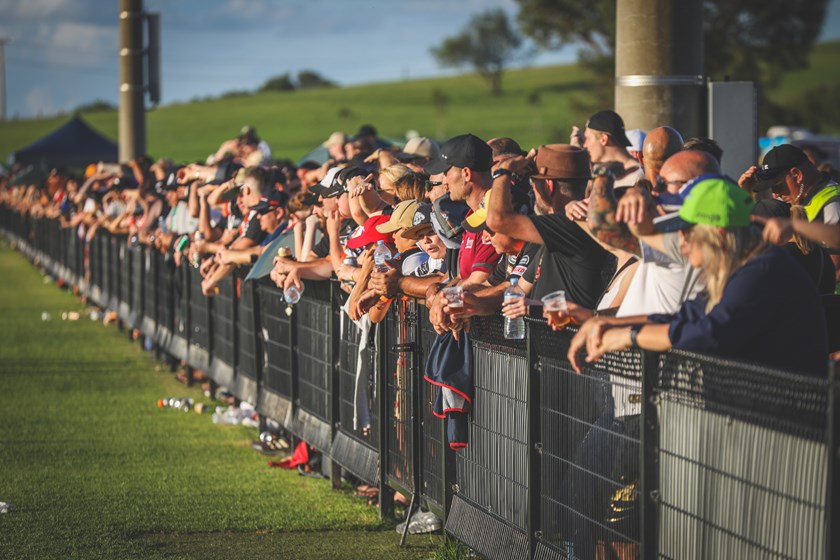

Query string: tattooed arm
586 171 642 256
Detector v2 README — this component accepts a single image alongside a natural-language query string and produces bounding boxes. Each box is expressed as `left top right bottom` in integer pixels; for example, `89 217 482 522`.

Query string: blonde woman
569 175 828 376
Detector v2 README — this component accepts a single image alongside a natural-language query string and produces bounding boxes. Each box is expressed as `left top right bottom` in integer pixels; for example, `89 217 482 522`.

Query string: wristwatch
629 324 643 348
491 168 521 183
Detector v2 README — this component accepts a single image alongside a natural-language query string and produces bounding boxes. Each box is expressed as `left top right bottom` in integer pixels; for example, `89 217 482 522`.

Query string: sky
1 0 839 120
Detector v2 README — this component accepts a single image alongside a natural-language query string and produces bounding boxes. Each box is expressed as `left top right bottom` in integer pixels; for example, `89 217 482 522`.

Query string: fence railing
3 208 839 560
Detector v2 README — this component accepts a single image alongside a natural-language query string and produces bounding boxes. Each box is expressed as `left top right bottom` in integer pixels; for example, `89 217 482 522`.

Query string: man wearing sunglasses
739 143 840 282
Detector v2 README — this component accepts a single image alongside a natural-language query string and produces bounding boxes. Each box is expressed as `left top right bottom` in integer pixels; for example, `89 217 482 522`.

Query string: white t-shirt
611 232 704 418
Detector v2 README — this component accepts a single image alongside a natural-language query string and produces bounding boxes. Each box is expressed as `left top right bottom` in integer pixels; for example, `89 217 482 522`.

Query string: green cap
678 175 754 228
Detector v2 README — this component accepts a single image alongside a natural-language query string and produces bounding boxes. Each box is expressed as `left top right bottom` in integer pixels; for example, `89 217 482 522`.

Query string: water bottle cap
377 240 384 245
510 277 518 285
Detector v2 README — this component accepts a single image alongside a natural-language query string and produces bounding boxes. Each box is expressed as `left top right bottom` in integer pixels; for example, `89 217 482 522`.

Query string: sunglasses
655 177 687 192
425 180 442 192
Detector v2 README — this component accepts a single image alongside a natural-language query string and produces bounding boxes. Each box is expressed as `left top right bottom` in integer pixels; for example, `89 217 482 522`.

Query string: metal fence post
328 281 343 490
827 362 839 559
639 349 660 560
526 322 541 560
377 317 395 519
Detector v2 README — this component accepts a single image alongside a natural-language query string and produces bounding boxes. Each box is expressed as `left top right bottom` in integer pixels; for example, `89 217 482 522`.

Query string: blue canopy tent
12 115 118 168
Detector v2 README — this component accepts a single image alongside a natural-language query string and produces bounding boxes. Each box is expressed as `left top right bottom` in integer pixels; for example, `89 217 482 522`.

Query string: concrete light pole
615 0 705 137
0 37 9 121
119 0 145 161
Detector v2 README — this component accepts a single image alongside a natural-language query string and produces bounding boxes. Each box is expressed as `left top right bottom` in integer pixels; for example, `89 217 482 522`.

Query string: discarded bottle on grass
503 277 526 340
373 240 391 273
40 312 52 321
157 397 194 412
61 311 80 321
283 285 302 305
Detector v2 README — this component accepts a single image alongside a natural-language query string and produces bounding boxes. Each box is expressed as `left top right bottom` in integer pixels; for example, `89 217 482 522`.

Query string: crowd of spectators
4 114 840 546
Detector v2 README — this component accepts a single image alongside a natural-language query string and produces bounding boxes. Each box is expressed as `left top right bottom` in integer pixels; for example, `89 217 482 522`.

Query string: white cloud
0 0 68 20
45 21 117 66
24 85 56 116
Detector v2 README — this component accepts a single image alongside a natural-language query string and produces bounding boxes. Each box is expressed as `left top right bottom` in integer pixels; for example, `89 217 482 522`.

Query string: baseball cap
377 199 422 233
626 129 646 152
402 203 435 240
424 133 493 175
345 214 395 249
753 144 808 192
654 174 754 232
322 131 347 148
532 144 591 180
586 110 632 147
396 137 440 162
310 167 344 198
250 190 290 214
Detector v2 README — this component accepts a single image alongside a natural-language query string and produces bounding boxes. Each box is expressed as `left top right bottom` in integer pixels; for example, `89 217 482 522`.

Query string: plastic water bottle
284 285 302 305
503 277 526 340
191 232 204 268
373 240 392 273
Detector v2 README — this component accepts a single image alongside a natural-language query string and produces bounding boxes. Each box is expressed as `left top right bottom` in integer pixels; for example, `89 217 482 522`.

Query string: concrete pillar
615 0 705 138
119 0 145 161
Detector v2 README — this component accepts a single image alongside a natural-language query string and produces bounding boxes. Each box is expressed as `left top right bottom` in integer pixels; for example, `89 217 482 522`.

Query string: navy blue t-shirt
650 246 828 376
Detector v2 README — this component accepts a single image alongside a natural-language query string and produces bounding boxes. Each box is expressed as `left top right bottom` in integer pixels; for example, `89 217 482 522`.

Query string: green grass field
2 39 836 167
0 243 437 559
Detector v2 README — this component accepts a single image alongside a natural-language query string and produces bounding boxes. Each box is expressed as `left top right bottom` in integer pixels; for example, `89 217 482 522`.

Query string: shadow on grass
130 529 439 559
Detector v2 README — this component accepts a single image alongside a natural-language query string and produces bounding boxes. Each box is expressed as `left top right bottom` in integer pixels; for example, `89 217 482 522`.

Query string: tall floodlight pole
615 0 705 137
119 0 145 161
0 37 9 121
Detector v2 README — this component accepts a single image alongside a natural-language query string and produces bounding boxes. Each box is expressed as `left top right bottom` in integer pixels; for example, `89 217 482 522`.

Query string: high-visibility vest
804 184 840 222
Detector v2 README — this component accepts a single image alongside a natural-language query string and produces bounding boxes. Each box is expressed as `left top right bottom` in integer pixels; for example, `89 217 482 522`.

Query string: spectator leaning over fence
486 143 614 310
739 143 840 283
200 167 272 295
573 109 645 188
271 167 355 292
570 175 829 376
419 133 501 450
214 189 291 267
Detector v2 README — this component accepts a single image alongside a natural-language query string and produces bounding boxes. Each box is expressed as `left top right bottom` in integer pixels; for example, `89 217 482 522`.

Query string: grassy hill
1 40 838 165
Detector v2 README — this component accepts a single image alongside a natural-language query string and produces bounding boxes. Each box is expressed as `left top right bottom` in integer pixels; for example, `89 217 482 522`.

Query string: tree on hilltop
431 9 529 96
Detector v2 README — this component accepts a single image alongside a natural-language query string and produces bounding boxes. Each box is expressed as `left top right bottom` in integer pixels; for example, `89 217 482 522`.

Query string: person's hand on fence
567 316 615 373
369 261 400 298
584 325 633 364
283 267 302 291
565 198 589 222
217 249 235 265
199 256 215 277
502 294 530 319
429 291 452 334
201 276 216 297
350 289 379 321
